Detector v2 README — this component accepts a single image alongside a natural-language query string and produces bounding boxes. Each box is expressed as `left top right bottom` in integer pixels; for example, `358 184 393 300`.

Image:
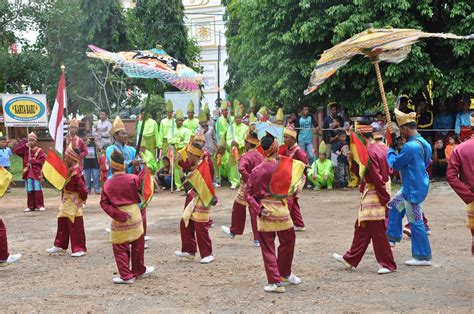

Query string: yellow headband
245 134 259 146
110 159 125 172
186 145 204 157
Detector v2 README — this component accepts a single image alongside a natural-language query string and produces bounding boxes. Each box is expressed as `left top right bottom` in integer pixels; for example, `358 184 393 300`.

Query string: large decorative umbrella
87 44 202 92
304 28 473 130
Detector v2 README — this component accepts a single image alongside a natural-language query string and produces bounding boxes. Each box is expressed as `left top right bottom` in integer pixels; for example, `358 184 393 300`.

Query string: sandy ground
0 182 472 312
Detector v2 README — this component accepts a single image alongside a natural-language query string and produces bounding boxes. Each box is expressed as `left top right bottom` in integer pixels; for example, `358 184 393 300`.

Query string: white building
183 0 228 112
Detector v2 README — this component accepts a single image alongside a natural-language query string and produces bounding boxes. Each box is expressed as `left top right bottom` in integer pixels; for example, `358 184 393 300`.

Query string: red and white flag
49 70 66 154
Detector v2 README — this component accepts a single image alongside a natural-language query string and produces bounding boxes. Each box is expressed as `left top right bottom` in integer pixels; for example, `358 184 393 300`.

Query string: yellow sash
257 197 293 232
58 191 84 223
110 204 144 244
467 202 474 229
182 195 210 227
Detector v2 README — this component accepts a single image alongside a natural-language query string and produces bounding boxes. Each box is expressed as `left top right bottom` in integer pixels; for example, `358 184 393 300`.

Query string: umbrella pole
372 61 393 132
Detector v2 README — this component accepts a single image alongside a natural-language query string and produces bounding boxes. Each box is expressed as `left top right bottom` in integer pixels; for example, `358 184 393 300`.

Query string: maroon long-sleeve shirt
447 138 474 204
100 172 143 221
238 149 264 183
64 167 88 201
13 139 46 180
362 142 391 206
280 144 308 164
245 159 278 216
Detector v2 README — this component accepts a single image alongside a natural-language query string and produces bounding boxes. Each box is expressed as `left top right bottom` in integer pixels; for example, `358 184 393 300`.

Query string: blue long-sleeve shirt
454 111 472 134
387 134 432 204
106 142 137 178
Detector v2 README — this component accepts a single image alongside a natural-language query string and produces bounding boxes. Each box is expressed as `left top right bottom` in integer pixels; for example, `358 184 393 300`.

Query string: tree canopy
225 0 473 115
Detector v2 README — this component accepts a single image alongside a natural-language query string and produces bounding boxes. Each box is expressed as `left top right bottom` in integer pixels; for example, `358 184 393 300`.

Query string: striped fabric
357 183 387 225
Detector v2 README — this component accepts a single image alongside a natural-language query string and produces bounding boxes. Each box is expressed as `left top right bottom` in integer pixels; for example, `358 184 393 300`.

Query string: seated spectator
432 139 447 179
157 156 172 190
332 130 349 190
371 112 386 131
455 98 473 141
433 101 453 139
445 134 460 161
307 142 334 190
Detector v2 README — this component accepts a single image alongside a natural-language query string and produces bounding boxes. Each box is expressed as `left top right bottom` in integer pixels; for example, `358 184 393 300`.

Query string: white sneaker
112 277 134 284
389 241 396 248
213 183 221 188
253 240 260 247
294 226 306 232
144 235 150 241
377 267 393 274
71 251 86 257
221 226 235 239
200 255 214 264
46 246 66 254
24 208 32 212
404 259 432 266
0 254 22 266
426 229 432 235
264 283 285 293
38 207 46 212
138 266 155 278
104 228 111 233
144 244 148 249
174 251 195 260
230 185 238 190
281 273 301 285
332 253 352 269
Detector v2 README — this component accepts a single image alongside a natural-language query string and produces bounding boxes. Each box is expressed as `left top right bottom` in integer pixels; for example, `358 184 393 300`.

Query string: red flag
187 160 215 207
350 132 370 179
42 150 68 190
141 166 155 209
48 70 66 154
269 156 305 197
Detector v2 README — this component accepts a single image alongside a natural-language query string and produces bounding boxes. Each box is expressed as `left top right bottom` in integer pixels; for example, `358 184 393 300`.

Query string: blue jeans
298 141 315 165
84 168 100 193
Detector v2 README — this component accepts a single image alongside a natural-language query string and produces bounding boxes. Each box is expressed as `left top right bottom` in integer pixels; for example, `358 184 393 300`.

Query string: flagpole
135 81 153 158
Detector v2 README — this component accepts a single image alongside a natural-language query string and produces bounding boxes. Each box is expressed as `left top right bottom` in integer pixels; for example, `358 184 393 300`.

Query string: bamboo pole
371 59 393 133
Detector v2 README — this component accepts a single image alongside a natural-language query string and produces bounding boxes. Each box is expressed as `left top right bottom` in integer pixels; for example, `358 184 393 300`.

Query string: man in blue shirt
455 99 473 141
294 106 317 165
0 137 13 193
386 109 432 266
433 101 453 139
106 116 142 178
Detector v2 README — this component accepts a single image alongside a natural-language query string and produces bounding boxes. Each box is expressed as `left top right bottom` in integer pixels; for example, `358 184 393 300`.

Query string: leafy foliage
225 0 473 115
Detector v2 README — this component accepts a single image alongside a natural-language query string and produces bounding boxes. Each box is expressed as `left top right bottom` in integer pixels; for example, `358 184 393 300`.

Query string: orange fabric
445 144 457 161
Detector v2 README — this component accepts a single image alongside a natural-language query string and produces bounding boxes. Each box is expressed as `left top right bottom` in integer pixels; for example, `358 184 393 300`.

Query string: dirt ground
0 181 472 312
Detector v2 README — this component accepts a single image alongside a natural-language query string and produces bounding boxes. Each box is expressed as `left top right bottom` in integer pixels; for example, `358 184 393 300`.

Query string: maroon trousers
0 219 9 261
288 196 305 228
53 217 87 253
112 234 146 280
180 219 212 258
229 202 259 240
27 191 44 210
259 228 296 284
343 220 397 271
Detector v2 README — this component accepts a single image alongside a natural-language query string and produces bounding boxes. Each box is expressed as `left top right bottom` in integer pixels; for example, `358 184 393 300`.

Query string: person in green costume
183 100 199 133
136 110 159 156
167 109 192 191
215 100 230 186
138 143 158 175
225 104 249 189
157 100 176 160
307 141 334 190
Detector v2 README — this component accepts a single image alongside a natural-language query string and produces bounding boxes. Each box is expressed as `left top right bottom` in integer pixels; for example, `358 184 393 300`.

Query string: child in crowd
432 138 448 179
98 145 109 186
307 142 334 190
332 131 349 189
157 156 172 190
0 137 13 193
445 134 459 161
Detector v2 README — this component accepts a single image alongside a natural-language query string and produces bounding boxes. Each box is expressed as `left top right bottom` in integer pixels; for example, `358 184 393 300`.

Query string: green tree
225 0 473 115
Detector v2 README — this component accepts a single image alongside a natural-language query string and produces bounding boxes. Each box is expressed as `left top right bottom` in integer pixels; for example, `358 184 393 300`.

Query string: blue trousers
84 168 100 193
386 191 432 261
298 141 315 165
